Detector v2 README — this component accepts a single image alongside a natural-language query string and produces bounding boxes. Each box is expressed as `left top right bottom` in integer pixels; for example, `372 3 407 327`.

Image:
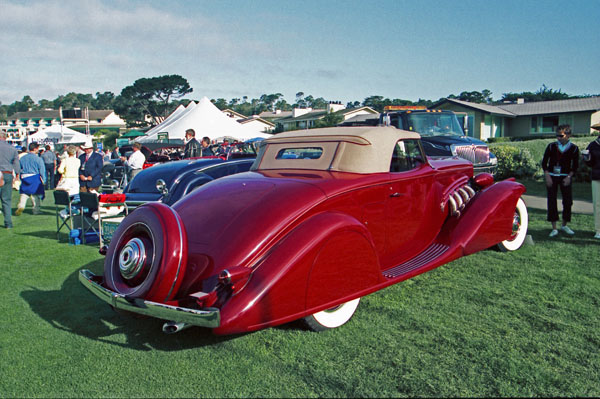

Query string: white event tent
27 125 93 148
143 103 190 137
138 97 271 143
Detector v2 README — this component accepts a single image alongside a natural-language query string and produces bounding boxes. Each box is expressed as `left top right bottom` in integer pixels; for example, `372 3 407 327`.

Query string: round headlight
156 179 168 195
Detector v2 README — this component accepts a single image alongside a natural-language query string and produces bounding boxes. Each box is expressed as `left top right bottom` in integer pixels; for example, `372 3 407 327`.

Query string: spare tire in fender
104 202 188 303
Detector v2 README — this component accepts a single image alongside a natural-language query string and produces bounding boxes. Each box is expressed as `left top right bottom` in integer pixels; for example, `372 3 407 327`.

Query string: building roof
276 107 377 123
9 109 115 120
237 116 275 127
221 109 247 120
498 96 600 116
9 110 60 119
435 96 600 117
434 98 516 117
258 110 293 120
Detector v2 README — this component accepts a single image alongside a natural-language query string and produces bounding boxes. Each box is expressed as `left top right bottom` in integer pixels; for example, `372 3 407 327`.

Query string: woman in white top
56 145 81 196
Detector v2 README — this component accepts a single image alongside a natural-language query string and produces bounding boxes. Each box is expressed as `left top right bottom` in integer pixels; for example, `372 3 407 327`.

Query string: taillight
219 266 252 293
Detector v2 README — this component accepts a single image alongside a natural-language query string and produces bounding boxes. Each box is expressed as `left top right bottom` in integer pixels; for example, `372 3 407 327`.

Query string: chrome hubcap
512 211 521 236
119 238 147 280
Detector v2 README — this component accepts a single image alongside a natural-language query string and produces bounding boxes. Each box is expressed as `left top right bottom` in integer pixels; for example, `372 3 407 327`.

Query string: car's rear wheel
497 198 528 252
303 298 360 331
104 202 188 302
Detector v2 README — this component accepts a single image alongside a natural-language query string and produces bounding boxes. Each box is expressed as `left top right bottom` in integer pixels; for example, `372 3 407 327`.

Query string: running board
382 243 450 279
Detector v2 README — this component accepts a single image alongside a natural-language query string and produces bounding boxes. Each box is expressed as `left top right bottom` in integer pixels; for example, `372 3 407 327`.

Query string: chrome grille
454 145 490 165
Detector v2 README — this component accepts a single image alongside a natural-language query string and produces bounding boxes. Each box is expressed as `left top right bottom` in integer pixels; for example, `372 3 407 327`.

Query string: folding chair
79 192 100 245
97 193 128 252
54 190 74 241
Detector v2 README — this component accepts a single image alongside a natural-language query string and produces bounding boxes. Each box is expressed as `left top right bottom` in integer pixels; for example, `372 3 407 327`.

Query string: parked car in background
341 107 497 175
81 126 527 336
201 140 261 160
101 142 185 193
123 158 255 207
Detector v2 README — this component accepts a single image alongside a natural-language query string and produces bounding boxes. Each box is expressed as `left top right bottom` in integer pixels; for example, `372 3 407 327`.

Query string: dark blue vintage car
123 158 255 207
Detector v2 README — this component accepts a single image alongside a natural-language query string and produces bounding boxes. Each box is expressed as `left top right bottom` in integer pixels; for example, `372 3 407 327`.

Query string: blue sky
1 0 598 106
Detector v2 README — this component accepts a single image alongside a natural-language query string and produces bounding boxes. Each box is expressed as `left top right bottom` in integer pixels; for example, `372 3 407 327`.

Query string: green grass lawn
1 190 599 397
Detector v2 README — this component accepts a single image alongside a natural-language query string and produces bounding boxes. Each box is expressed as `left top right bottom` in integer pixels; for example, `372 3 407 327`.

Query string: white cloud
0 0 279 103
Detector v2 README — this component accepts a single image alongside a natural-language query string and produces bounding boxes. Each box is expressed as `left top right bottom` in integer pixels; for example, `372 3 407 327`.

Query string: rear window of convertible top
275 147 323 160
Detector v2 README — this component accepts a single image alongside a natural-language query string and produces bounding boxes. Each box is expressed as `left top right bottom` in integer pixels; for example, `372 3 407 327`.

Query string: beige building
431 97 600 140
274 103 378 132
222 109 275 132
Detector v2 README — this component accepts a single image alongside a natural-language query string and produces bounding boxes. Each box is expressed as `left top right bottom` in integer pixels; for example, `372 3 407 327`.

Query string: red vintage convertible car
80 126 528 335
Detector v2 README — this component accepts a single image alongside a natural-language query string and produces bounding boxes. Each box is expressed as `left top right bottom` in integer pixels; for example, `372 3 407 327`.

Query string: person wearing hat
78 143 103 192
584 123 600 239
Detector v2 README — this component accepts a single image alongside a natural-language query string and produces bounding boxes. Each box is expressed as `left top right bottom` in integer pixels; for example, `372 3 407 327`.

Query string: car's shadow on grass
527 226 597 247
20 259 239 350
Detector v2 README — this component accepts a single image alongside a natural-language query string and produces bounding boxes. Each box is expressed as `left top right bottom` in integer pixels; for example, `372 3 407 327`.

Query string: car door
385 139 435 267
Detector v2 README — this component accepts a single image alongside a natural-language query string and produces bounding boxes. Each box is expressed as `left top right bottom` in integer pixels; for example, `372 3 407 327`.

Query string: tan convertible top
252 126 421 174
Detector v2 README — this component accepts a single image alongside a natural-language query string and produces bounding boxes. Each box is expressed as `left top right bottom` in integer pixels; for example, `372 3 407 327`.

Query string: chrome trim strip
79 269 220 328
164 206 184 302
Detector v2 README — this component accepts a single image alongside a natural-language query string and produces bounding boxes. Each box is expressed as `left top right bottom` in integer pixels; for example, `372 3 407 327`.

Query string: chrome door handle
389 192 403 198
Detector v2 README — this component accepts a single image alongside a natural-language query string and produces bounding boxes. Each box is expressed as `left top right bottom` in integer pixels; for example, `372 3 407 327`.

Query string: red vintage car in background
80 126 528 335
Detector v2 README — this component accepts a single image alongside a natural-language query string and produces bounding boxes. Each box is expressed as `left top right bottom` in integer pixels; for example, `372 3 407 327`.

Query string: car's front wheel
303 298 360 331
497 198 528 252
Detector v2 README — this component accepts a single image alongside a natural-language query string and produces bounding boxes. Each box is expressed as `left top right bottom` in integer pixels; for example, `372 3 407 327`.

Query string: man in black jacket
183 129 200 158
542 124 579 237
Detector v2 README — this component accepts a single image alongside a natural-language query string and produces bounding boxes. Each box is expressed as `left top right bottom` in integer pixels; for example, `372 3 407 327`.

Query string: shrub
486 137 512 143
102 131 120 149
489 145 537 180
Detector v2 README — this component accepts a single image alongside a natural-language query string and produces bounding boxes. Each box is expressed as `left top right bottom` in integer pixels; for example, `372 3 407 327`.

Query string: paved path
522 194 593 215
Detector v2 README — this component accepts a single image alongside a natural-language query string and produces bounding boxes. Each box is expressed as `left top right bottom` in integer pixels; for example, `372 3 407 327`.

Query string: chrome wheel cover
119 238 147 280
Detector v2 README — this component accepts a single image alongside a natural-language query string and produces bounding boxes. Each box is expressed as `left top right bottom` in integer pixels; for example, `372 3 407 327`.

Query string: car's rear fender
214 211 381 335
444 180 525 255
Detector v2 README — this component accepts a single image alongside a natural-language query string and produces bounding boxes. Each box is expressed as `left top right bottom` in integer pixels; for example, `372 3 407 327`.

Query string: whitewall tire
303 298 361 331
497 198 528 252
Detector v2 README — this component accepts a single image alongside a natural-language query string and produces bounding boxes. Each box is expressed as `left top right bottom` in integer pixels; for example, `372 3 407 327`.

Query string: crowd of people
0 135 147 229
1 125 600 239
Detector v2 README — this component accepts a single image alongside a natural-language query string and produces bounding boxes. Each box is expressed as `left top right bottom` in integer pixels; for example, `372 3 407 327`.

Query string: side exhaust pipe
162 321 191 334
447 184 477 217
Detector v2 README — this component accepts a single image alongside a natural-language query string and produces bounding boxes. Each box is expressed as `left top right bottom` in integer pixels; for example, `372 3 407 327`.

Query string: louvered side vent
383 243 450 279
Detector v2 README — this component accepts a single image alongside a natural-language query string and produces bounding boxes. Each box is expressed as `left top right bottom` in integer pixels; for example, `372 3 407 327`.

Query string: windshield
405 113 464 137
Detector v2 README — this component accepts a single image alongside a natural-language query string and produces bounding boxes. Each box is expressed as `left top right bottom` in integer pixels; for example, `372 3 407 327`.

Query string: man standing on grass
78 144 103 193
41 144 56 190
16 142 46 216
542 124 579 237
0 132 20 229
120 142 146 180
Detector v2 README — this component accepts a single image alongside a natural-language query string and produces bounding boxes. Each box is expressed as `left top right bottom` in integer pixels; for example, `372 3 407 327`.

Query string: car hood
173 172 326 269
125 159 222 194
422 135 487 147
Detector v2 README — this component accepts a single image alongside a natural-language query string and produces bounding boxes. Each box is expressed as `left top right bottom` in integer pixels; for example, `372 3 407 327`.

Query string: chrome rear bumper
79 269 220 328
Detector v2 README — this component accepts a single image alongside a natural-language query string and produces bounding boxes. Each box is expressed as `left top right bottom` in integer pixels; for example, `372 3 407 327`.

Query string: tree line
1 75 596 128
